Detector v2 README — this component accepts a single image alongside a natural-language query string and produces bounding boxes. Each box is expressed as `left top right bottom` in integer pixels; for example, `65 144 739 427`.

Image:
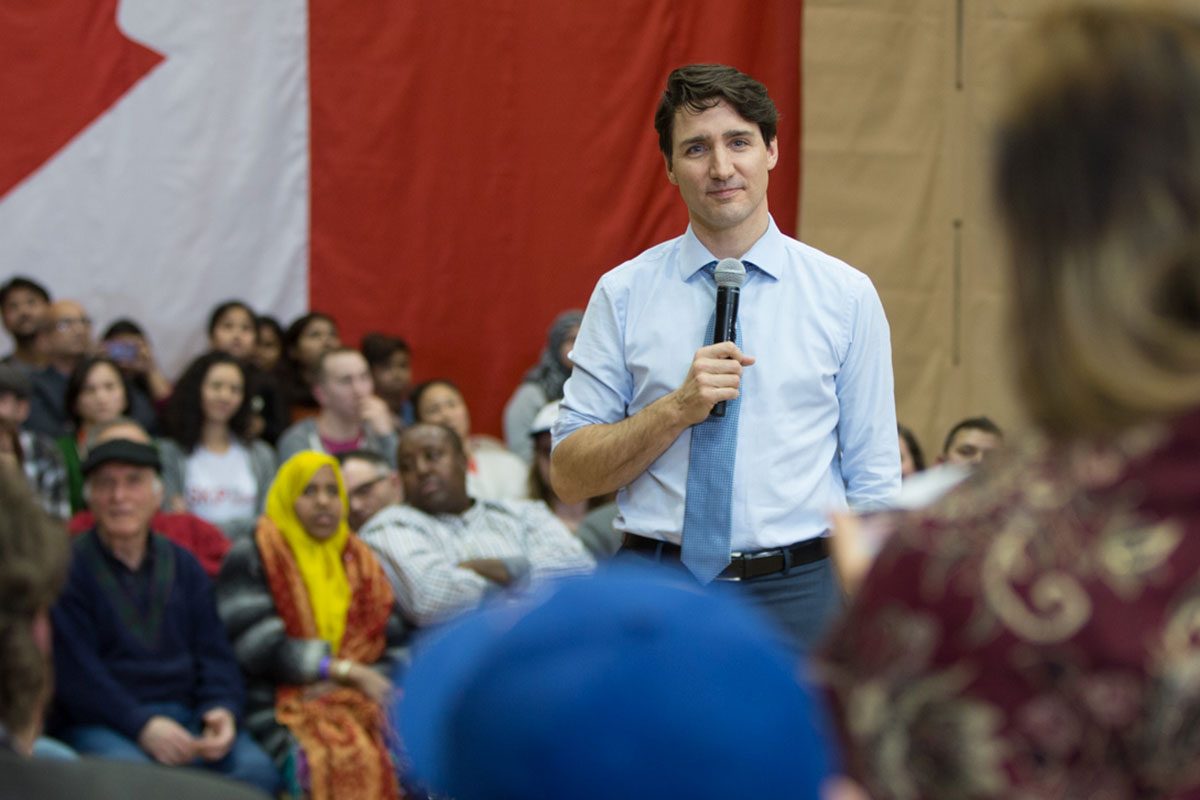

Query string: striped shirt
359 499 594 627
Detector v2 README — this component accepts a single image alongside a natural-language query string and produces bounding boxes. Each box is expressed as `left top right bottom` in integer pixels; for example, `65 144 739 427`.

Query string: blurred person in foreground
819 7 1200 798
216 451 409 798
399 566 833 800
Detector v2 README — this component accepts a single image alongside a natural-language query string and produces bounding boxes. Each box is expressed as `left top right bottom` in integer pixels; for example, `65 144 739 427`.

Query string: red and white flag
0 0 800 433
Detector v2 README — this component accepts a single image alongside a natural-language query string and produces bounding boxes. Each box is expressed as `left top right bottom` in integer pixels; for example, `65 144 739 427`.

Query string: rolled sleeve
553 278 631 449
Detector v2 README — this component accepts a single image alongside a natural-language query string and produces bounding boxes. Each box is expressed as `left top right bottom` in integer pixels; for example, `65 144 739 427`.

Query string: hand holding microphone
710 258 746 417
673 259 754 426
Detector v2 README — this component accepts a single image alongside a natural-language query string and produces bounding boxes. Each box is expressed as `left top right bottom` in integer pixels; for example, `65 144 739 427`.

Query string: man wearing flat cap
48 439 279 793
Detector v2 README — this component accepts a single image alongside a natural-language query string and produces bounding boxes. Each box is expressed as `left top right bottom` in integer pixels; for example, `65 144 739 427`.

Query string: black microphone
710 257 746 418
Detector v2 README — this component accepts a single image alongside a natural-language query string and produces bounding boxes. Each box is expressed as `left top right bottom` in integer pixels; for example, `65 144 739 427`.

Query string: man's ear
664 153 678 185
312 383 327 407
766 136 779 171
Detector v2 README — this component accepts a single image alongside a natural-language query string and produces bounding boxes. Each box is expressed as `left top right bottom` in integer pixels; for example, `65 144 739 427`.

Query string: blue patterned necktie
681 266 743 584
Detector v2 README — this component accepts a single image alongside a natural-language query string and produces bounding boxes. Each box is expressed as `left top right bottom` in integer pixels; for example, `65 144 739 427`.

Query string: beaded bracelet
334 659 352 681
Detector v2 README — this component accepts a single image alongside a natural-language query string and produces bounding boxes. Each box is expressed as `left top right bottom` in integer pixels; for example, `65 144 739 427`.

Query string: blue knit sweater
51 530 245 740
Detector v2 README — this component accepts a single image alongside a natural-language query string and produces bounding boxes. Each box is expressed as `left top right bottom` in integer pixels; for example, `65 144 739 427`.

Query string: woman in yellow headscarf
216 451 409 799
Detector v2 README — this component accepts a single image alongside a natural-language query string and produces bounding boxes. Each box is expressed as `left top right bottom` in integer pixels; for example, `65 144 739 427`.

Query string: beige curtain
799 0 1097 462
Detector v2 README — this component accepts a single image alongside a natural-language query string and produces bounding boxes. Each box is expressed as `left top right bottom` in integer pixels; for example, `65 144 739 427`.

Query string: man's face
371 350 412 403
88 463 159 543
47 300 92 361
341 457 402 530
398 425 470 515
1 287 48 341
315 352 374 421
0 392 29 426
665 99 778 244
943 428 1001 467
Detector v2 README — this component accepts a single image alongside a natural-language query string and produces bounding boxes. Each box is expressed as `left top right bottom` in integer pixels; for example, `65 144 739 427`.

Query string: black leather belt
620 533 829 581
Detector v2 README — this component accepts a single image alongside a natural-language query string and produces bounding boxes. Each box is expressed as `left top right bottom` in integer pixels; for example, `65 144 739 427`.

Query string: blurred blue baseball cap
398 564 835 800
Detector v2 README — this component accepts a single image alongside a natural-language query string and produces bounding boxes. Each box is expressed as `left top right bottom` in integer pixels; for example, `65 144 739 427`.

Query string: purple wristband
318 655 332 681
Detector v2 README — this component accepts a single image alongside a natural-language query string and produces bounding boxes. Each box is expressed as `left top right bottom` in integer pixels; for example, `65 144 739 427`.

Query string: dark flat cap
81 439 161 476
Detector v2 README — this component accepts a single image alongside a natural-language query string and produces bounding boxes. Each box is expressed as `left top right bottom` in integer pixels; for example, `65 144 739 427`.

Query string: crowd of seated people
8 6 1200 799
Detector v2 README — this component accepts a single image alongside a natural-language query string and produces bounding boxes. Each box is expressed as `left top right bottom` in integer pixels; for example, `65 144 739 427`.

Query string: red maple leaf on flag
0 0 163 199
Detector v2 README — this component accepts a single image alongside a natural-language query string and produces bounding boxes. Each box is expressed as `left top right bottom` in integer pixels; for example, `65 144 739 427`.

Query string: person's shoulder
360 504 432 536
277 418 314 443
780 233 876 290
597 234 685 287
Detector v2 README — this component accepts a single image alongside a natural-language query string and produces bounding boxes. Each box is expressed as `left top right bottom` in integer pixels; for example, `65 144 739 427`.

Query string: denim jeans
62 701 280 794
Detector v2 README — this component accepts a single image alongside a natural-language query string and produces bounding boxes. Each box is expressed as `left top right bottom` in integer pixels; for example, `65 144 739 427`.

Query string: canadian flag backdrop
0 0 801 435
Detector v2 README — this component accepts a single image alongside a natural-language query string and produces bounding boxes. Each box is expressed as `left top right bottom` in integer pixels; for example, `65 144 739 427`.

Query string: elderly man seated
49 438 278 793
359 423 594 627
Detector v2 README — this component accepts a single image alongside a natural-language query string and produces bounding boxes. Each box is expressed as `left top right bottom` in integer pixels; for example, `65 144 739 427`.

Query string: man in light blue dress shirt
550 64 900 650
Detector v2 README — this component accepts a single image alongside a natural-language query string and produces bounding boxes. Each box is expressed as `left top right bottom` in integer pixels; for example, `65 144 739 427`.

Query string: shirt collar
678 215 785 282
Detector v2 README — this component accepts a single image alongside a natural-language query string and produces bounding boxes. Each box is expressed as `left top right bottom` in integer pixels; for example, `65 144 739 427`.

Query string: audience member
56 356 131 512
216 452 409 799
0 364 69 519
50 438 278 792
502 309 581 463
0 275 50 370
27 299 93 437
897 423 925 479
338 449 402 532
359 423 593 627
207 301 258 362
99 318 169 433
279 312 340 422
361 332 414 431
277 347 397 468
208 301 287 444
939 415 1002 467
526 401 619 557
413 378 528 500
819 8 1200 797
66 418 231 577
0 460 271 798
253 315 284 375
159 352 277 542
400 567 833 800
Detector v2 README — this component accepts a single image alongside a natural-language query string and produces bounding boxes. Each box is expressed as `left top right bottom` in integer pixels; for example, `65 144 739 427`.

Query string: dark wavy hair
207 300 257 339
411 378 463 422
654 64 778 166
164 351 253 452
65 356 131 431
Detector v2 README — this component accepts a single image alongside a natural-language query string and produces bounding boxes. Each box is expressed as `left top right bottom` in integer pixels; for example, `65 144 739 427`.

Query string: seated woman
413 378 528 501
99 318 170 434
160 352 277 542
501 309 581 463
207 300 287 444
279 312 340 424
57 356 131 512
216 452 408 799
526 401 619 558
820 8 1200 798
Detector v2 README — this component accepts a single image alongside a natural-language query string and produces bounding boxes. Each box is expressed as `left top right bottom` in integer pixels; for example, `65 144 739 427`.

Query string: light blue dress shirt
553 217 900 551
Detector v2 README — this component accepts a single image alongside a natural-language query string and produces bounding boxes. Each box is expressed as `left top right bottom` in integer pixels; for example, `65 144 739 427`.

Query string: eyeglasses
55 316 92 330
348 475 388 499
